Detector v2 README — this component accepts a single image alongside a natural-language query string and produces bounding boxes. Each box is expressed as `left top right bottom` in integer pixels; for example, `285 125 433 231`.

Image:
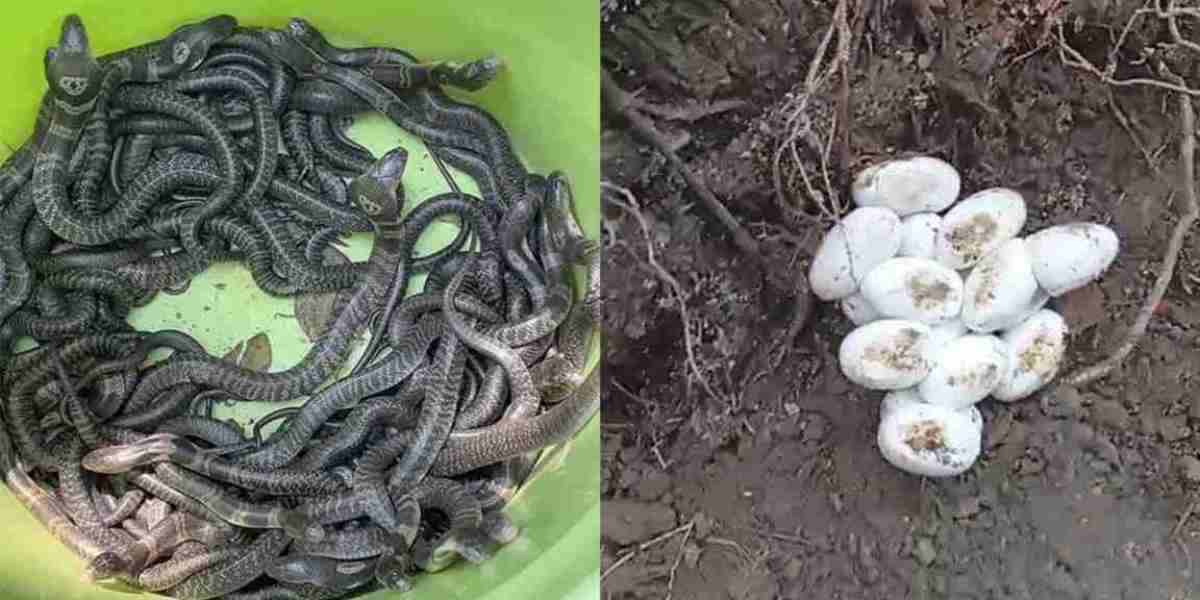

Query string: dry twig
1060 19 1200 384
771 0 847 225
603 181 726 405
601 519 696 600
602 71 760 256
1173 497 1197 539
1057 20 1200 97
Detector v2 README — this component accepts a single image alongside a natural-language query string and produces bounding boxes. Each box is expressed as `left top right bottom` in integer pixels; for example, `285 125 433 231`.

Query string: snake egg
897 213 942 259
961 238 1039 333
877 389 983 477
992 309 1068 402
851 156 961 216
841 291 882 326
917 334 1010 409
860 257 964 325
838 319 934 390
935 187 1026 270
1024 223 1119 296
809 206 902 301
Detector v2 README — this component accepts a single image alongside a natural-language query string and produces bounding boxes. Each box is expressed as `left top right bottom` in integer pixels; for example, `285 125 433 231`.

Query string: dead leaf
293 246 353 342
241 333 272 372
1057 282 1106 331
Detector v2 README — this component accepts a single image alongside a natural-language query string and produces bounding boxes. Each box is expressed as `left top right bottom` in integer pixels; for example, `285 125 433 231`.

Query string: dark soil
600 1 1200 599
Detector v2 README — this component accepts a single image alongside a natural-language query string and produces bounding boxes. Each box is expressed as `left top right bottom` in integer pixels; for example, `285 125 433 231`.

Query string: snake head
434 54 505 92
482 511 521 545
373 552 413 591
350 147 408 225
80 433 179 474
285 18 329 52
415 537 469 573
80 551 128 583
160 15 238 74
542 172 593 272
45 15 102 107
263 26 321 74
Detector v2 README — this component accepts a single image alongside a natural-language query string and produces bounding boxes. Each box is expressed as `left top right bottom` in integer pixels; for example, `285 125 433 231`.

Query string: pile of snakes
0 14 599 600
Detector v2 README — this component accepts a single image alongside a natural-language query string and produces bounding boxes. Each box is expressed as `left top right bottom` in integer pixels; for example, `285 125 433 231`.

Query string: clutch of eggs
809 155 1120 477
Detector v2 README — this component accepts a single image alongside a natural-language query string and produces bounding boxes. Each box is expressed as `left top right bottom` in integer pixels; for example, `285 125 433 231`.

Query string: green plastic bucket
0 3 599 599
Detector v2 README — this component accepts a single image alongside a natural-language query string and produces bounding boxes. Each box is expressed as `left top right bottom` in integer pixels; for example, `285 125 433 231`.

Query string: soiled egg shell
841 291 882 326
851 156 961 216
838 319 934 390
935 187 1027 270
898 213 941 259
961 238 1039 333
992 309 1068 402
878 389 983 477
1003 287 1051 332
918 335 1010 409
1025 223 1119 296
809 207 902 301
860 257 964 324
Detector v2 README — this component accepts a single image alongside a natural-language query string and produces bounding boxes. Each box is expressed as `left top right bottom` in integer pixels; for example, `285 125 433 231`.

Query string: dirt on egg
602 1 1200 598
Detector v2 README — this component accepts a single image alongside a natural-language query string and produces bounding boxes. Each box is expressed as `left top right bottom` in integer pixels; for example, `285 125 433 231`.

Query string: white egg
935 188 1027 270
918 335 1010 409
839 319 934 390
927 318 968 349
898 213 941 259
992 309 1068 402
860 257 964 324
961 238 1039 333
878 389 983 477
851 156 961 216
1024 223 1119 296
841 291 881 326
809 207 902 301
1009 288 1051 328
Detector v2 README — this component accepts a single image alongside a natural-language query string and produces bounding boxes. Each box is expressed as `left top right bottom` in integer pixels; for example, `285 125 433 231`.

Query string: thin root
1059 62 1199 387
603 181 727 406
601 519 696 587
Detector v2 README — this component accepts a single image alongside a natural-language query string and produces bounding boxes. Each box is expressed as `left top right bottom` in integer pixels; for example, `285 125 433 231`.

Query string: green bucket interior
0 3 598 599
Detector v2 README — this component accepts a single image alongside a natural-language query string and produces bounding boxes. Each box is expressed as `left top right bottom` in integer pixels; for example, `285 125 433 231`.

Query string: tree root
602 71 760 257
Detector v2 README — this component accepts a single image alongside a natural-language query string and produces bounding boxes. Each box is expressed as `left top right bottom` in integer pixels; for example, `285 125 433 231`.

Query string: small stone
693 512 715 539
956 496 982 519
913 537 937 566
1161 415 1191 442
783 557 804 580
683 541 702 569
1090 398 1130 430
1190 395 1200 420
917 51 935 70
1178 456 1200 482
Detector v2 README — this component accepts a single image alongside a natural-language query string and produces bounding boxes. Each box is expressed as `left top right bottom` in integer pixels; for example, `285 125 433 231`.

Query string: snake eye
172 41 191 65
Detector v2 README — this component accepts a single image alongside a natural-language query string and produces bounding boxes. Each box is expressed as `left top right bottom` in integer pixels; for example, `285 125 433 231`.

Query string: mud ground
600 1 1200 598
